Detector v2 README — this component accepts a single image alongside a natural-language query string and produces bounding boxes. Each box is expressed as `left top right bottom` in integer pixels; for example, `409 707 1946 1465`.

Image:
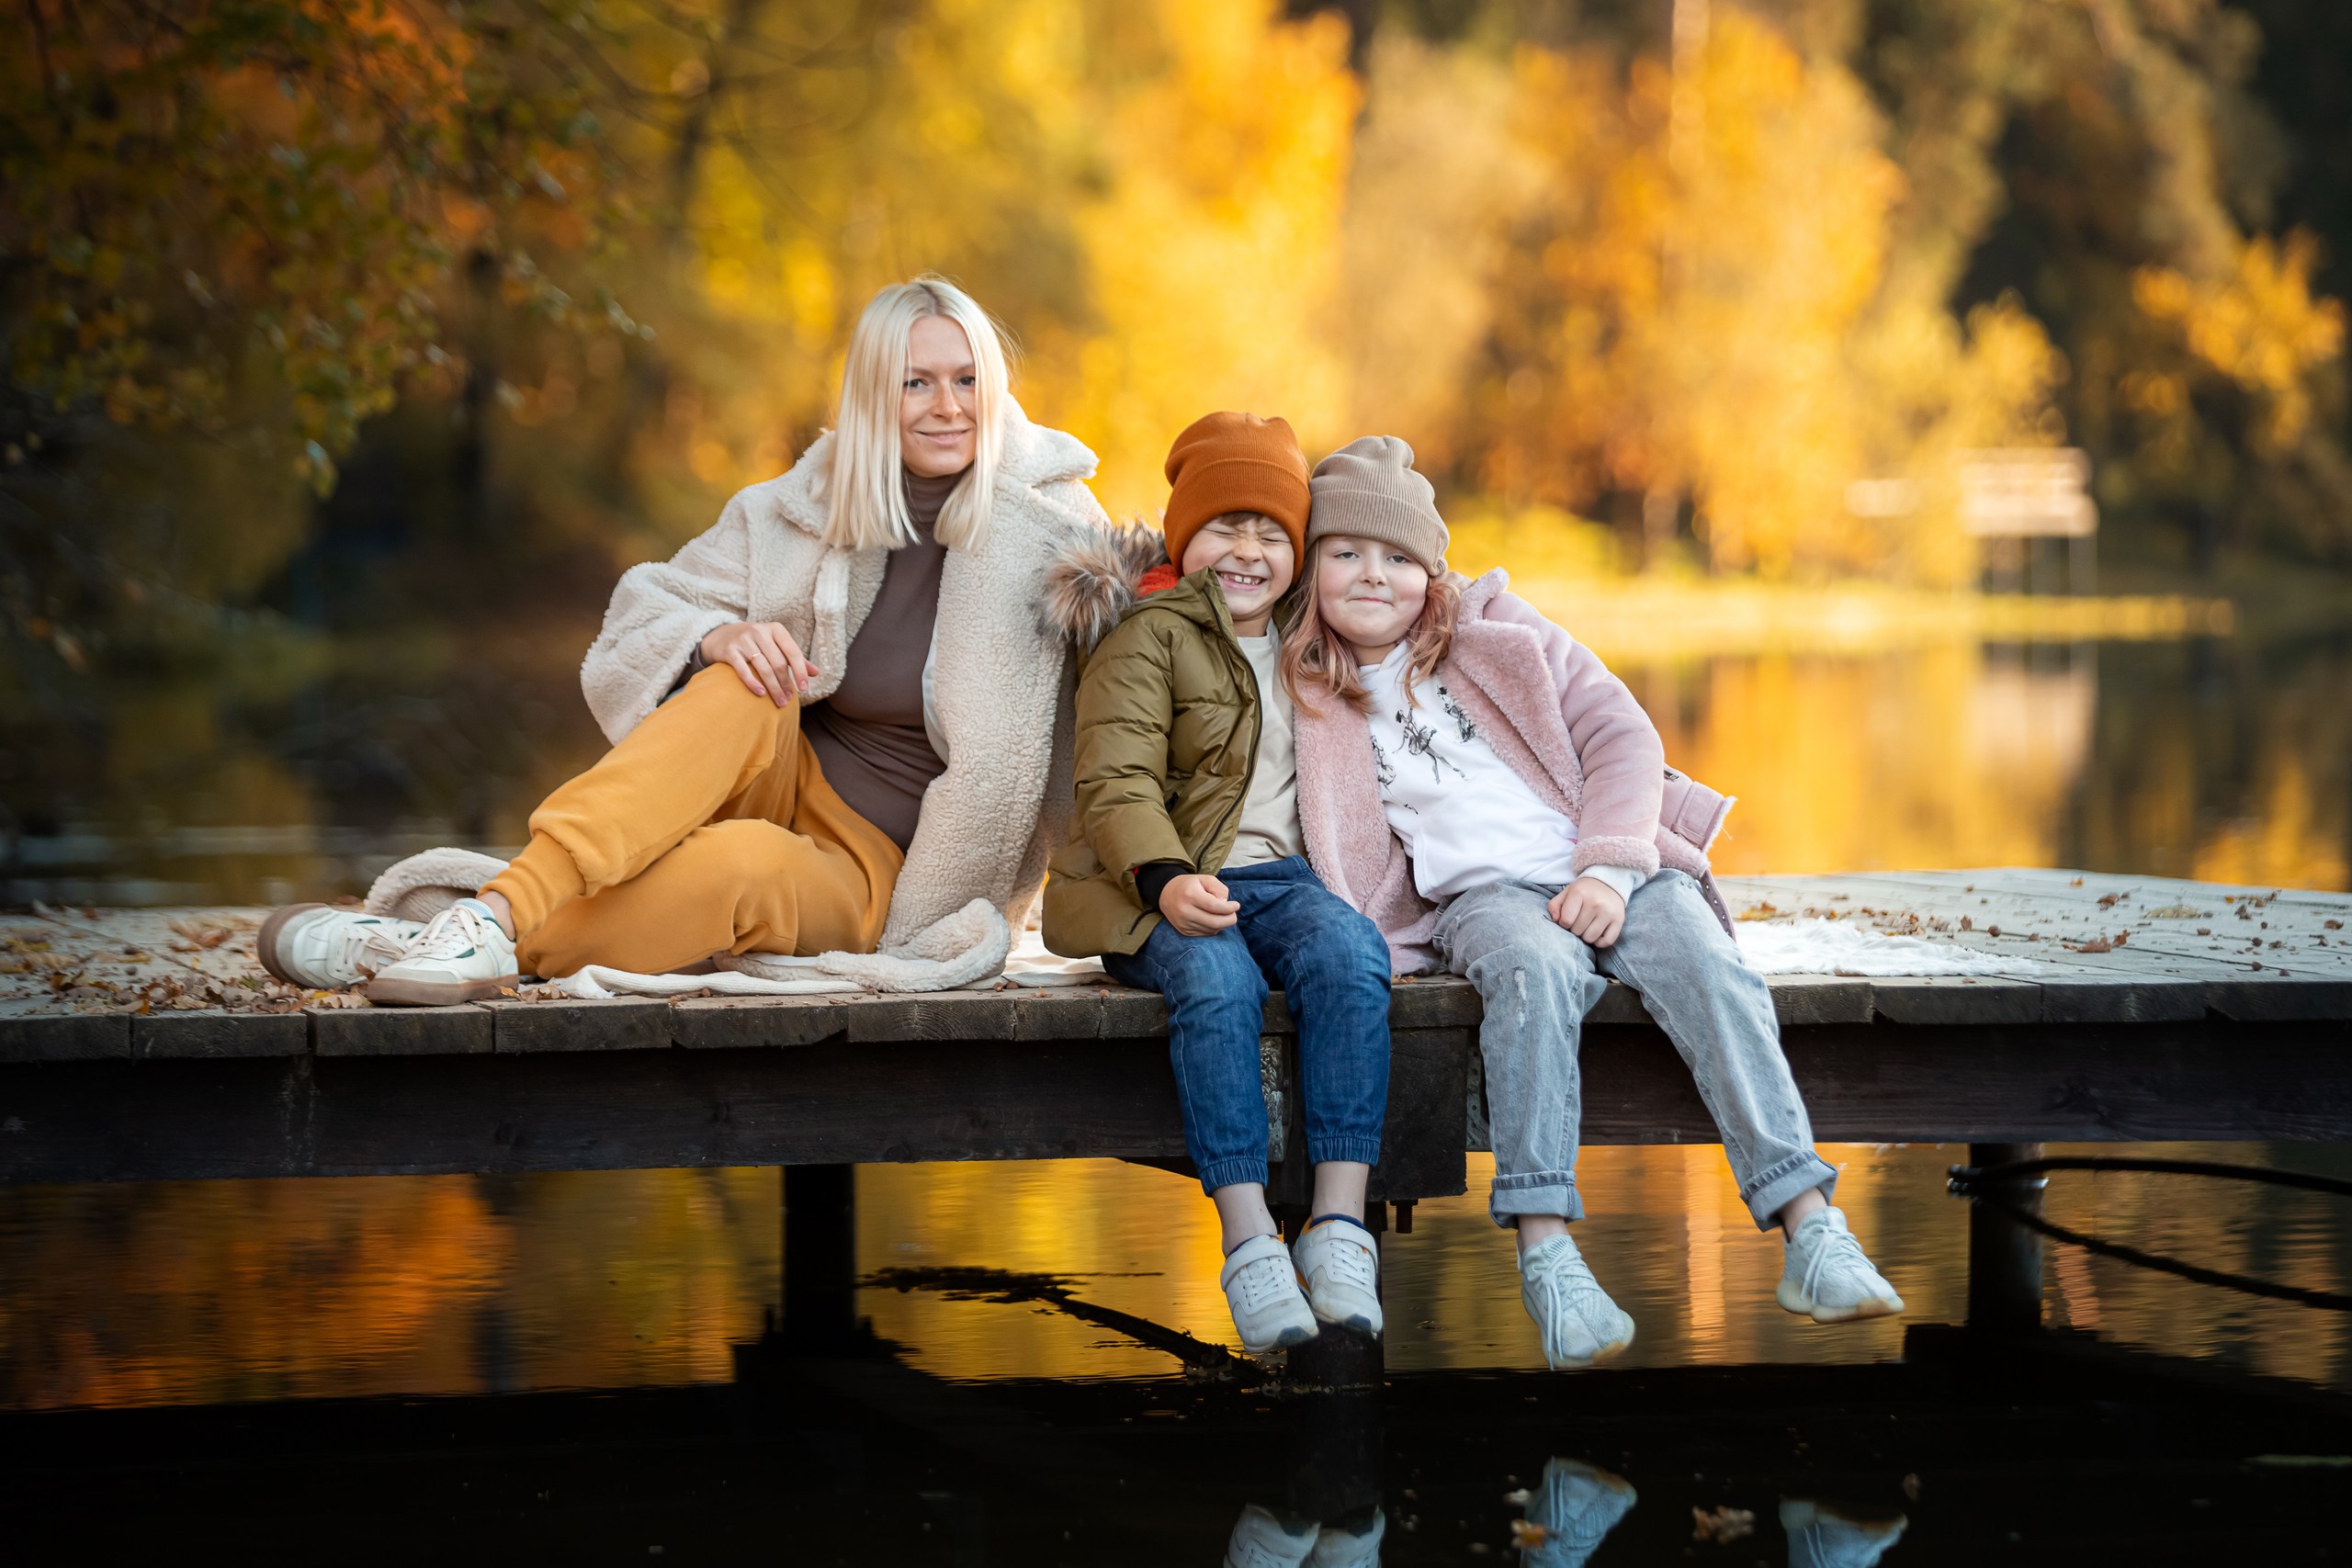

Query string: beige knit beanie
1306 435 1449 573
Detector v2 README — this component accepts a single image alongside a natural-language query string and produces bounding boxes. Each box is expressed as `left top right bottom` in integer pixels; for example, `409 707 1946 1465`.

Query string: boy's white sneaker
1221 1233 1319 1354
255 904 425 989
1519 1234 1635 1369
1522 1457 1638 1567
1224 1504 1318 1568
364 898 519 1007
1778 1207 1905 1323
1291 1217 1383 1336
1781 1500 1908 1568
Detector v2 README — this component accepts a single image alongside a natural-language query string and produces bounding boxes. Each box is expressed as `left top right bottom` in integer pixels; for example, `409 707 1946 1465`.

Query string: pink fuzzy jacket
1295 569 1736 975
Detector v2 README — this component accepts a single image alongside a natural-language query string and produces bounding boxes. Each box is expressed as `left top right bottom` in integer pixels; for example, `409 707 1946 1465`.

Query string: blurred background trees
4 0 2350 869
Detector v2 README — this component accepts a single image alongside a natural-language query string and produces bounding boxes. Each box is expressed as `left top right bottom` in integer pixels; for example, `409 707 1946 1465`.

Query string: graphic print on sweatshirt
1394 702 1467 786
1361 643 1586 901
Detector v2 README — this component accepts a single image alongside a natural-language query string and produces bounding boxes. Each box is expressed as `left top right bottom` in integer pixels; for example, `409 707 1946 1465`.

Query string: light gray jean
1432 870 1839 1232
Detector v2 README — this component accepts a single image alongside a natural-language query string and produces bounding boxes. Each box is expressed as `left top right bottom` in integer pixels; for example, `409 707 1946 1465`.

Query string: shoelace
1796 1222 1876 1303
1312 1231 1378 1292
1528 1246 1616 1358
333 919 414 976
404 904 503 963
1232 1254 1298 1313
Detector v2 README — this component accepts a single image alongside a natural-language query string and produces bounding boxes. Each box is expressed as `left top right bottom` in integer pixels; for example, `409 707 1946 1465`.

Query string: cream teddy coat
1294 569 1737 975
367 399 1111 991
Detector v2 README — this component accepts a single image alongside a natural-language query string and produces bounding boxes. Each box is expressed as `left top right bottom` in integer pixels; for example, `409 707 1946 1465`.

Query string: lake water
5 618 2350 1559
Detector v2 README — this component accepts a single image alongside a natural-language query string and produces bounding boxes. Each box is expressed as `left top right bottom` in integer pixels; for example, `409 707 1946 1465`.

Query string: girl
1042 412 1394 1356
256 276 1109 1002
1287 436 1904 1370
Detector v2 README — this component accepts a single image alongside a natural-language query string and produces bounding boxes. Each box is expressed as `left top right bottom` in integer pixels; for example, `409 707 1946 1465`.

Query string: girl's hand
1159 873 1240 936
1548 875 1626 948
701 621 819 706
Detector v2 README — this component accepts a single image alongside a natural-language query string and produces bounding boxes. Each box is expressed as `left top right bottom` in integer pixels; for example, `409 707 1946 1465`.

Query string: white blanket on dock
1730 918 2036 976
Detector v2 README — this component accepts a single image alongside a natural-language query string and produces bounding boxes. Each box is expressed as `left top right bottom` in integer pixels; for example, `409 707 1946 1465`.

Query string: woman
256 276 1109 999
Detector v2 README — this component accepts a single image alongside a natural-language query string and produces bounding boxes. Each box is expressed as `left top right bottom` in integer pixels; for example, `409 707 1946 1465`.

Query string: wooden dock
0 867 2345 1190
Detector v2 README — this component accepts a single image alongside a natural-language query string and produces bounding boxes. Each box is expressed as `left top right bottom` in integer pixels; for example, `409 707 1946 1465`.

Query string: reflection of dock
4 868 2349 1336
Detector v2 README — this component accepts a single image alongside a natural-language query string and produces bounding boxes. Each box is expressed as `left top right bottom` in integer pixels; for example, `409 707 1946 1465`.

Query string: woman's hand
1548 875 1627 948
701 621 819 706
1159 873 1240 937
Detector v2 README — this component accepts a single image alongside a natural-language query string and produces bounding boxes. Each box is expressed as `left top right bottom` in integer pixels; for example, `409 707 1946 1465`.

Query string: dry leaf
1736 902 1780 922
1692 1506 1756 1543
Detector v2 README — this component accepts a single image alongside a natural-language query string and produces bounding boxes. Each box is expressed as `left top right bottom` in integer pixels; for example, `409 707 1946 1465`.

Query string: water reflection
5 1144 2346 1410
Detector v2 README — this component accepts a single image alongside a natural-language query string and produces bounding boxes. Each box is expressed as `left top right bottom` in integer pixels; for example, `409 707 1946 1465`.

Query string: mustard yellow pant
484 665 903 977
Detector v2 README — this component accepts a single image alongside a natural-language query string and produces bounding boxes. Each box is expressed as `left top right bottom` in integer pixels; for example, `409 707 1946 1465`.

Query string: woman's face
1314 534 1428 659
900 314 978 477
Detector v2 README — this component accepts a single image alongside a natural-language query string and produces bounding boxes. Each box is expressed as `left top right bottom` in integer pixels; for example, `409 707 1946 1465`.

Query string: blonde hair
823 274 1011 553
1280 545 1459 713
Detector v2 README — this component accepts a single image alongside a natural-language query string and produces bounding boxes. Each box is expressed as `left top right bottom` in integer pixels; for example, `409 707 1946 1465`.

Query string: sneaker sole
1777 1280 1905 1323
1239 1319 1321 1355
254 902 331 987
1544 1328 1634 1371
365 972 519 1008
1306 1292 1385 1337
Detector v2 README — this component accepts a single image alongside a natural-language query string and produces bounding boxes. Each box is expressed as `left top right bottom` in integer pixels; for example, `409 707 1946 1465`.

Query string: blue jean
1103 857 1393 1193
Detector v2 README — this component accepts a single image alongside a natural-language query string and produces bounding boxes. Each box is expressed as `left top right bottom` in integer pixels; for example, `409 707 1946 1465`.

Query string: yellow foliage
2132 232 2347 449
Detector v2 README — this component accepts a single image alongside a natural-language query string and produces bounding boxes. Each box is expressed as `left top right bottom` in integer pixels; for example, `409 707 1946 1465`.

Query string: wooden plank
668 996 851 1051
0 1012 130 1063
311 1004 492 1058
2203 976 2352 1022
1767 976 1875 1025
1865 977 2042 1027
484 998 672 1055
132 1010 308 1060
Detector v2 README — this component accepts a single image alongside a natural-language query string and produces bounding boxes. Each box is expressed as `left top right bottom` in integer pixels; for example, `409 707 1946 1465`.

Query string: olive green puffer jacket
1042 552 1275 959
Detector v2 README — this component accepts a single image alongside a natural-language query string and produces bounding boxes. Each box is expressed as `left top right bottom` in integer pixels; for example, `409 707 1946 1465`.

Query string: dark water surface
5 626 2352 1559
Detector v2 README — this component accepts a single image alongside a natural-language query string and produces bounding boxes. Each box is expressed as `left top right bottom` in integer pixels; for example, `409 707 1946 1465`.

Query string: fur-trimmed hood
1036 522 1170 654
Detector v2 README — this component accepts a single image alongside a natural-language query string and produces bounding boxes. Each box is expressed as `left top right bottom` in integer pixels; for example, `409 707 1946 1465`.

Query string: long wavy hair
822 274 1012 553
1280 541 1461 713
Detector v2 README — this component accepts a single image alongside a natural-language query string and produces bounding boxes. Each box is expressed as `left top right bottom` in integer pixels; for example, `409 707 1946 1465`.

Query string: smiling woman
252 276 1114 1002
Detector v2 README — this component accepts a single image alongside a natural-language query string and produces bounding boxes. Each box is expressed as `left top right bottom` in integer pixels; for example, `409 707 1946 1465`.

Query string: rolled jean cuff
1305 1134 1384 1169
1196 1155 1270 1196
1741 1151 1840 1232
1487 1170 1586 1228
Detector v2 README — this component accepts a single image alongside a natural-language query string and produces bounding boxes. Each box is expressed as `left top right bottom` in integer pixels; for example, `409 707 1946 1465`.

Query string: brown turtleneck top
796 468 962 852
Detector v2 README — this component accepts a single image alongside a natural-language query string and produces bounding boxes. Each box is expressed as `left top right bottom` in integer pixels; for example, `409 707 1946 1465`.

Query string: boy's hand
1159 873 1240 937
1548 875 1626 948
702 620 819 706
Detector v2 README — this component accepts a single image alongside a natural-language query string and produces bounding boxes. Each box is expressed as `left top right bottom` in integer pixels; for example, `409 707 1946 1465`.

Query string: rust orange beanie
1160 412 1312 569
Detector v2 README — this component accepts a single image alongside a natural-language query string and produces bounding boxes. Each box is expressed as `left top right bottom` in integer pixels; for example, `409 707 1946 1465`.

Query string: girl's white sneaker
1291 1217 1384 1336
1224 1504 1318 1568
1521 1457 1638 1567
1221 1233 1319 1353
1778 1208 1905 1323
1519 1234 1635 1369
1304 1510 1385 1568
255 905 425 989
364 898 519 1007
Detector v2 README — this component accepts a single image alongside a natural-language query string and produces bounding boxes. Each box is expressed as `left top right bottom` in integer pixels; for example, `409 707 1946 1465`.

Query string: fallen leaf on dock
1736 902 1780 921
2146 905 2202 919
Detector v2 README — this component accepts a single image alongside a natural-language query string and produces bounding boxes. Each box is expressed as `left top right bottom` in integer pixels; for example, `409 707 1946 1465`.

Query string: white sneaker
1519 1234 1635 1369
255 904 425 989
1225 1504 1318 1568
1522 1457 1638 1568
1221 1234 1319 1353
1781 1500 1908 1568
364 898 519 1007
1291 1218 1384 1336
1778 1208 1905 1324
1304 1510 1384 1568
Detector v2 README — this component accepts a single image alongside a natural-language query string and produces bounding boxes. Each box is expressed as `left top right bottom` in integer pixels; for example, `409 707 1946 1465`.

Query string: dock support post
782 1163 860 1348
1965 1141 2045 1335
